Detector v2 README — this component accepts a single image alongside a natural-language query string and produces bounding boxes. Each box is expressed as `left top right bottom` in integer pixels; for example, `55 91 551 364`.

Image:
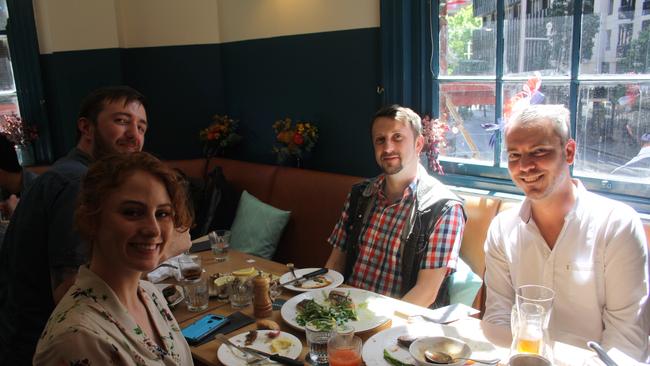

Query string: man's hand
160 229 191 263
0 194 19 220
401 267 447 307
325 247 346 274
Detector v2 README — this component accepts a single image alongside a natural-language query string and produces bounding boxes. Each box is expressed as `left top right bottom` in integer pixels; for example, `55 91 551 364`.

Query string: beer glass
511 285 554 360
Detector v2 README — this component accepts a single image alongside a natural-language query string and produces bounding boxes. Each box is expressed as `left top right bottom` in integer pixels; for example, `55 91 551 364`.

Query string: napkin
147 255 183 283
608 347 648 366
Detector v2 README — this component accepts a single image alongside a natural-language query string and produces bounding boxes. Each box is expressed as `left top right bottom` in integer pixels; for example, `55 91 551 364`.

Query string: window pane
0 36 15 92
581 0 650 75
0 93 17 115
0 0 7 31
440 0 496 76
504 0 574 76
500 81 570 165
439 82 496 162
575 82 650 181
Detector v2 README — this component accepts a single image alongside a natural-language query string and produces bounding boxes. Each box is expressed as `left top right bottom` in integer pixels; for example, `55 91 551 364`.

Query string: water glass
208 230 230 262
182 274 209 312
178 254 202 280
328 327 362 366
228 277 253 309
305 322 334 365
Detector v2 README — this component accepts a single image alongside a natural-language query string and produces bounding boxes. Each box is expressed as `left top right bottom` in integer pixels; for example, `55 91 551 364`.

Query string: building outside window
433 0 650 209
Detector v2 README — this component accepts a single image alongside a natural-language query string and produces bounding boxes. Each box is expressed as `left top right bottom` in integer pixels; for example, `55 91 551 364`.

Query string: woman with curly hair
33 152 194 365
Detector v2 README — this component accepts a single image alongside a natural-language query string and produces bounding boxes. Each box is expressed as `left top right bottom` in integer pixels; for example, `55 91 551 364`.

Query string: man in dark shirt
0 86 189 364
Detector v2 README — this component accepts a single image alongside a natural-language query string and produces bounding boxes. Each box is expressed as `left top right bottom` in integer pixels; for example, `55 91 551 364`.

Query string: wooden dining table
166 248 600 366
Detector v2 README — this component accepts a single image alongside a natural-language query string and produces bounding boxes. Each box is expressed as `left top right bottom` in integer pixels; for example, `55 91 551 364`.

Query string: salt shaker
252 271 272 318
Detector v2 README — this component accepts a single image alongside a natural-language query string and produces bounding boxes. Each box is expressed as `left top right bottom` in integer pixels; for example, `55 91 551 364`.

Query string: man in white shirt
483 104 649 361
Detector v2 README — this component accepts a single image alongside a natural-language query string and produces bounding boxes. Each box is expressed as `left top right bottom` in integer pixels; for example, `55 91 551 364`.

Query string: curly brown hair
75 152 193 249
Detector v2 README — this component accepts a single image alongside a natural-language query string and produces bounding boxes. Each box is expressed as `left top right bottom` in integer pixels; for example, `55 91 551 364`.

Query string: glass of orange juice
327 331 362 366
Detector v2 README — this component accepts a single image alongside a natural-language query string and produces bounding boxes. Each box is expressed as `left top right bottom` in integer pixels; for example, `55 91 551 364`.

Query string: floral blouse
33 266 193 366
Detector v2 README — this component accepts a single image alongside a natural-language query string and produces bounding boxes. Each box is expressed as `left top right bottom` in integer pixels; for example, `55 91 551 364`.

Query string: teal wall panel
39 28 381 177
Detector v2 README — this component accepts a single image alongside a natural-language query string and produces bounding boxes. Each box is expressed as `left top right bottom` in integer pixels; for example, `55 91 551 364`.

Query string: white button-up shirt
483 180 649 361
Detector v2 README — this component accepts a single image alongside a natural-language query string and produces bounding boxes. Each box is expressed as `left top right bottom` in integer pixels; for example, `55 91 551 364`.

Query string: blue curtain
380 0 434 116
7 0 51 162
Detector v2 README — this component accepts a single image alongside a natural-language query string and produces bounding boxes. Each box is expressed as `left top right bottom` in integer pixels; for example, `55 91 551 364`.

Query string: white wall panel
217 0 379 43
34 0 120 54
116 0 221 48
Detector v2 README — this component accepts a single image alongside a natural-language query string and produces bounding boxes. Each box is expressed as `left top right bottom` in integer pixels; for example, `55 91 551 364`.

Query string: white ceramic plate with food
217 330 302 366
154 283 184 308
362 323 502 366
280 288 392 332
279 268 344 292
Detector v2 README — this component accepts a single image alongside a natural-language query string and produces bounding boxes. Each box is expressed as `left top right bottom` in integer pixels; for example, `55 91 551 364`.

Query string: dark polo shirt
0 148 91 365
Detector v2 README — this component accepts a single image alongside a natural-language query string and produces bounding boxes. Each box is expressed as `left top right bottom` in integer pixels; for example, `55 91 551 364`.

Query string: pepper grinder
252 270 273 318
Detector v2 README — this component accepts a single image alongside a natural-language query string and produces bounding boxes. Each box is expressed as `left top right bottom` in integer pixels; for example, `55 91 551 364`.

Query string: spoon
587 341 618 366
424 350 500 365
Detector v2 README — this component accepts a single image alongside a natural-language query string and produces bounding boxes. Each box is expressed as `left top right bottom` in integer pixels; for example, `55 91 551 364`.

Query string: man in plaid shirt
325 105 465 307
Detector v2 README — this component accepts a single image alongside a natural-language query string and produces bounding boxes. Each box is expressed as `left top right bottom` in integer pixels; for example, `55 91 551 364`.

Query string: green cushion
229 190 291 259
449 258 483 307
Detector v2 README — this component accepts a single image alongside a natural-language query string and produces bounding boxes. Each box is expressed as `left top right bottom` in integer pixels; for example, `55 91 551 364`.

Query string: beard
92 132 140 160
380 154 404 175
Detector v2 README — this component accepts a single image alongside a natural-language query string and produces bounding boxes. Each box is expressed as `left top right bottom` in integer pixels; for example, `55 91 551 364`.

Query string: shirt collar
365 166 421 202
519 178 585 223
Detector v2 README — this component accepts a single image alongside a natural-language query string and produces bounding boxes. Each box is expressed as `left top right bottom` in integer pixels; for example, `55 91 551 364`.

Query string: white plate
280 268 344 292
217 330 302 366
361 324 436 366
280 288 392 332
361 323 502 366
154 283 184 307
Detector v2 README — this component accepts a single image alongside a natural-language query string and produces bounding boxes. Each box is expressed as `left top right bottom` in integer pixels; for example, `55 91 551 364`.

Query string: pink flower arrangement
0 113 38 146
422 115 448 175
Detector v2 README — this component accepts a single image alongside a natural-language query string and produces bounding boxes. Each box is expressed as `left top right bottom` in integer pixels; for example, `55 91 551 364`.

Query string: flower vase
14 144 35 166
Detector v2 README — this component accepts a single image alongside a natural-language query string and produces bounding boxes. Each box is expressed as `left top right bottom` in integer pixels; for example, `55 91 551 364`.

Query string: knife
215 334 264 362
280 268 328 287
243 347 304 366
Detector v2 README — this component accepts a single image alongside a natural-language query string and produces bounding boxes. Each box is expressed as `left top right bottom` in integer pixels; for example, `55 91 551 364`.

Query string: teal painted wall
39 27 381 177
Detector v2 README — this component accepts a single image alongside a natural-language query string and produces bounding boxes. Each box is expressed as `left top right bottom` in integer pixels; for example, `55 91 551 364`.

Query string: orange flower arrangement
199 114 241 157
272 118 318 165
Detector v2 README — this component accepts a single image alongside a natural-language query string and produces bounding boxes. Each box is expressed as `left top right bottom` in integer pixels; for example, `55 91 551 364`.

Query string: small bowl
409 336 472 366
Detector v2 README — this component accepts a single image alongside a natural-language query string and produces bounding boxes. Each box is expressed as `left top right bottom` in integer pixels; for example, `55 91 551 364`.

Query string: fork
286 263 302 286
215 334 264 363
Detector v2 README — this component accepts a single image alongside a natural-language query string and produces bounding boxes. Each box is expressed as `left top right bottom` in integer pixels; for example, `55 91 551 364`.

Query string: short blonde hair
508 104 571 145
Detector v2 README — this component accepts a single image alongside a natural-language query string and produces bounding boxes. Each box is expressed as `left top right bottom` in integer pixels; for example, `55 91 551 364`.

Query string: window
0 0 18 117
383 0 650 211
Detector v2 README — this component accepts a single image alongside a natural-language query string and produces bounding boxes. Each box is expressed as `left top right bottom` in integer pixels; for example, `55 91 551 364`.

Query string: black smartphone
181 314 229 345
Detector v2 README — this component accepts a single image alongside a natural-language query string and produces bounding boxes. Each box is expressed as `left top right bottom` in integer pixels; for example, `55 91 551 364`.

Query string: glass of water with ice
208 230 230 262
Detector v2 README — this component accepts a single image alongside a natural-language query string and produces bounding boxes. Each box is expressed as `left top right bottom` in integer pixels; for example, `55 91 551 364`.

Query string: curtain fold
380 0 434 115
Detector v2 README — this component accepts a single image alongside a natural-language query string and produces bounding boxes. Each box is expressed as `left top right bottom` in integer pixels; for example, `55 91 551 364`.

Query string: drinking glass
305 322 334 365
511 285 555 360
269 278 283 302
228 277 253 309
178 254 202 280
208 230 230 262
328 326 361 366
182 272 209 312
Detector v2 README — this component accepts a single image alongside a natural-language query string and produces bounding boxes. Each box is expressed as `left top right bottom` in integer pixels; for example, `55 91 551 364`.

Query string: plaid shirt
328 174 465 298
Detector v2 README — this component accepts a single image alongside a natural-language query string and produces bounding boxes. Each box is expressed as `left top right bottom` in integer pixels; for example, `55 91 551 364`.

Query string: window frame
380 0 650 213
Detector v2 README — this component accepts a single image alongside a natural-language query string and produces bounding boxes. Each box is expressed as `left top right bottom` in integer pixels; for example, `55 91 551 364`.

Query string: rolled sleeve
327 192 352 250
422 203 465 270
